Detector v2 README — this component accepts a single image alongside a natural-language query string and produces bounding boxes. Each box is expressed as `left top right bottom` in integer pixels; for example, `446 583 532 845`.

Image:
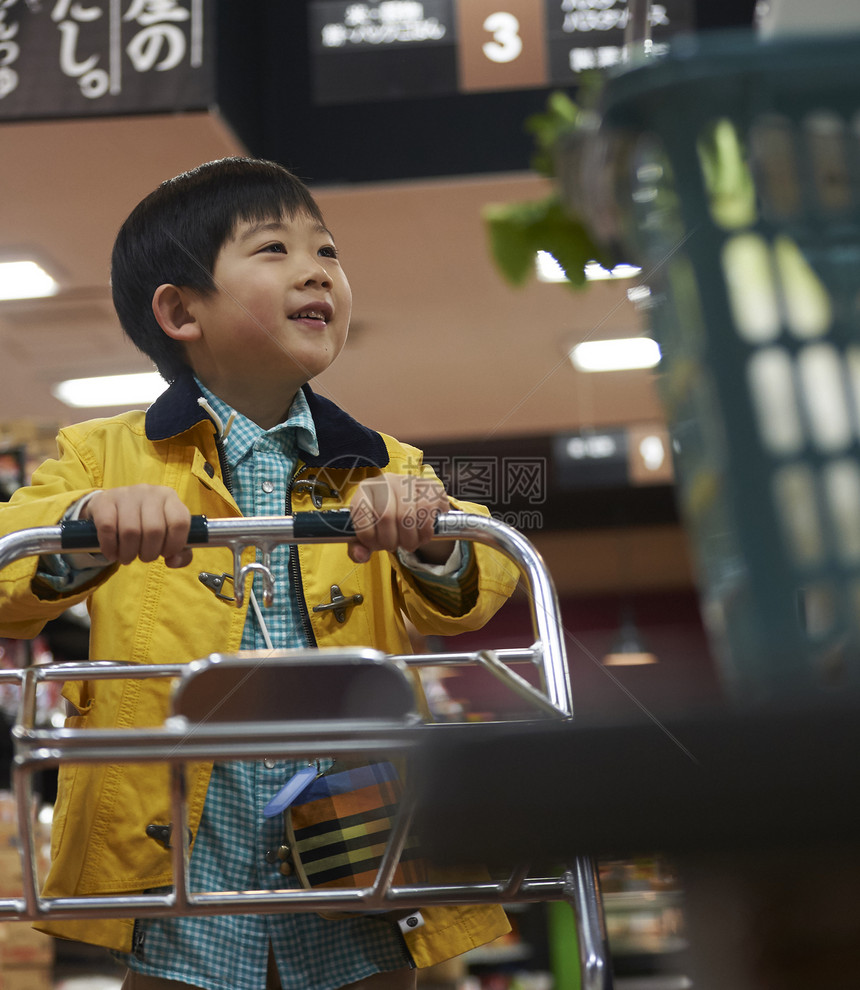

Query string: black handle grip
292 509 355 539
60 514 210 550
292 509 443 540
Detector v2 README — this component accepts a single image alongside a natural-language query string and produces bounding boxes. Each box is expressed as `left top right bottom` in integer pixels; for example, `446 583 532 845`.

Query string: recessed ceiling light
535 251 643 284
0 260 59 301
52 372 168 408
569 337 661 373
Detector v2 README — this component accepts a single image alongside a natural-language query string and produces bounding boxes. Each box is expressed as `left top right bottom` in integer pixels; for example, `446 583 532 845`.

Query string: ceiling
0 109 663 444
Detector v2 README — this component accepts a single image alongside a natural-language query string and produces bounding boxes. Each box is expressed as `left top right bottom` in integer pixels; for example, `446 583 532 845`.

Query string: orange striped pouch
284 761 426 916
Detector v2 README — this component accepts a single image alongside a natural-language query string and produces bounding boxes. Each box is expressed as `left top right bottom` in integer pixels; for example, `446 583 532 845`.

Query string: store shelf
604 888 687 958
614 978 693 990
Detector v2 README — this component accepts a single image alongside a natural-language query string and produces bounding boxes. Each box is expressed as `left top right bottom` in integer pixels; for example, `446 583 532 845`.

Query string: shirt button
263 758 277 769
261 480 275 494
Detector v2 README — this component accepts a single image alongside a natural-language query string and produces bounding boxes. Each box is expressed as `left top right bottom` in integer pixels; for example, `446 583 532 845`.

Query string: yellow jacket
0 377 518 966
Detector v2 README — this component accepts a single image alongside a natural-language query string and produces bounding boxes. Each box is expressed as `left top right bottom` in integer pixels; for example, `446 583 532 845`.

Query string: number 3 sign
457 0 548 92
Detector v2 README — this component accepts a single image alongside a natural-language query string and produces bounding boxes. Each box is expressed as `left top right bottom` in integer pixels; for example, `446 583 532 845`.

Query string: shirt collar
144 370 389 468
194 378 319 466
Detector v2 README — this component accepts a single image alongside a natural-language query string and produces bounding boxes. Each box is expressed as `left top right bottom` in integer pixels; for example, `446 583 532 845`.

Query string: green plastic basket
568 32 860 702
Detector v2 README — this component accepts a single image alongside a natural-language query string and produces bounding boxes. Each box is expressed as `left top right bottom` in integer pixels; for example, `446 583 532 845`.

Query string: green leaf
484 202 541 286
483 194 613 289
483 86 620 291
524 91 581 178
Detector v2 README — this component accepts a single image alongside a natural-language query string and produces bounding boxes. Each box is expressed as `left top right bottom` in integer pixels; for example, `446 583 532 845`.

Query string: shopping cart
559 30 860 703
0 511 612 989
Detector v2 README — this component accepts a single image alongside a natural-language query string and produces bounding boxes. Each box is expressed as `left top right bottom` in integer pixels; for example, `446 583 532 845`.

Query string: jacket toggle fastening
312 585 364 623
145 823 192 850
198 571 235 602
292 476 339 508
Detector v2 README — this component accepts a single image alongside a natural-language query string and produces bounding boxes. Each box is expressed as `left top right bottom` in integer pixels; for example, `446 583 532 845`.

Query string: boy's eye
261 242 286 254
319 245 338 259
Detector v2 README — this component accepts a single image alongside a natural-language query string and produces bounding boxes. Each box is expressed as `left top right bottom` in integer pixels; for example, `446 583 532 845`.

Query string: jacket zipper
287 470 317 647
214 434 235 498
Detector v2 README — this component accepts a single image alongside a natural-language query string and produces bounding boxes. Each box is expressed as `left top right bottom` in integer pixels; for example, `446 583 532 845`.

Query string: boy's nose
298 258 331 288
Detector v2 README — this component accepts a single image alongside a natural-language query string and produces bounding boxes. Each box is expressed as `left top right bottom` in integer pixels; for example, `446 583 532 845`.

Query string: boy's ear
152 283 202 342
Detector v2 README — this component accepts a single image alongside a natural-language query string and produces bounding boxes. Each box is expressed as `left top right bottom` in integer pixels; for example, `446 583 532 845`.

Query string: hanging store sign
0 0 212 121
309 0 692 105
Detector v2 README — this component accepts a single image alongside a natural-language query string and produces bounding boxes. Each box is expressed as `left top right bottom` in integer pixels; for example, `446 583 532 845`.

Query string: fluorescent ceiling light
0 260 59 300
626 284 652 304
570 337 661 373
535 251 643 284
585 261 642 281
536 251 569 282
52 372 167 408
603 648 659 666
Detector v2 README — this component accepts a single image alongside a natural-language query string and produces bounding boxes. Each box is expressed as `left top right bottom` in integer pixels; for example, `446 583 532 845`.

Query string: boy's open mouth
289 303 332 325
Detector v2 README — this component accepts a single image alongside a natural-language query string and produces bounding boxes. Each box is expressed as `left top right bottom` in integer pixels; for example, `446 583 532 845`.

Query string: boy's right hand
80 485 193 569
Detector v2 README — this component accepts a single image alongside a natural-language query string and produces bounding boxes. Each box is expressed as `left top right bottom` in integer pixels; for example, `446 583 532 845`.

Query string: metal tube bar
2 876 581 923
169 762 191 912
13 669 40 918
364 786 418 906
568 858 614 990
624 0 652 54
475 649 567 717
499 864 530 898
14 722 426 765
0 514 604 985
436 515 572 716
396 647 541 668
22 661 188 682
0 513 573 718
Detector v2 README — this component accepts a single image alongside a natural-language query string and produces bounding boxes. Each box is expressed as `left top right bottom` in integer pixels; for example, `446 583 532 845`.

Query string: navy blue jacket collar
144 372 390 469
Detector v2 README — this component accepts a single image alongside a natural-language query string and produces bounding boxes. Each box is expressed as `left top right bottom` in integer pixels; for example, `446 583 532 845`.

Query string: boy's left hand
348 475 455 565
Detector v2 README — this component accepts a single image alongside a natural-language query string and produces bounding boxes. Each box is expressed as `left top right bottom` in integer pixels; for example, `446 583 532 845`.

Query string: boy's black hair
111 157 325 382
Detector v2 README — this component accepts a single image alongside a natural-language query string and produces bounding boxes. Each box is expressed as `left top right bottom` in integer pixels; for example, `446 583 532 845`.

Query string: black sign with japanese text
309 0 457 104
0 0 213 121
545 0 690 81
308 0 693 105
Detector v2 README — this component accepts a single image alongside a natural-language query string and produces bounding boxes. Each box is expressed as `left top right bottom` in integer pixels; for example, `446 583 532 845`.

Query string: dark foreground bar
414 695 860 866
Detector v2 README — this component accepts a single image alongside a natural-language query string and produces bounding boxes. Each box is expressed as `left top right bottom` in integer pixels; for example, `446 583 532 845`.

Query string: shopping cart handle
60 514 211 550
59 510 437 550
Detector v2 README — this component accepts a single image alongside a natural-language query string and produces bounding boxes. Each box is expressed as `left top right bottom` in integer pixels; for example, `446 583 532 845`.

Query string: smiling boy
0 158 518 990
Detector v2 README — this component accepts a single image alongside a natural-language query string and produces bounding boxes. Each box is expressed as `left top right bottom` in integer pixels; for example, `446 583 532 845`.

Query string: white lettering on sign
42 0 199 102
561 1 670 34
379 1 424 21
123 0 189 25
482 11 522 64
51 0 108 98
0 0 20 98
124 0 189 71
569 40 665 72
321 2 446 47
566 434 618 460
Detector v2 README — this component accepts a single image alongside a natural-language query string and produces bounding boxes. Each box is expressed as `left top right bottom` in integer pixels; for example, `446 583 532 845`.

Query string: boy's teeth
295 309 325 320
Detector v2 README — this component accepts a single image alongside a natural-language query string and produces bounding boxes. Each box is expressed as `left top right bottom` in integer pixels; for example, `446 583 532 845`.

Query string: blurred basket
560 32 860 702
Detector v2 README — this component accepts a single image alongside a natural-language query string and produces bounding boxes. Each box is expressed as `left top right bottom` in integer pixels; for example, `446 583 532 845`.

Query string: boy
0 158 518 990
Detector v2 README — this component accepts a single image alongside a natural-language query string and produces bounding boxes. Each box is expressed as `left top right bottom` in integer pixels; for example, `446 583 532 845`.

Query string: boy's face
182 210 351 423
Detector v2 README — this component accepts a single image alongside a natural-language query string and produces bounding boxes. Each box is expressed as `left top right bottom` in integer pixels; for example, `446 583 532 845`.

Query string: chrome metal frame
0 513 613 989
